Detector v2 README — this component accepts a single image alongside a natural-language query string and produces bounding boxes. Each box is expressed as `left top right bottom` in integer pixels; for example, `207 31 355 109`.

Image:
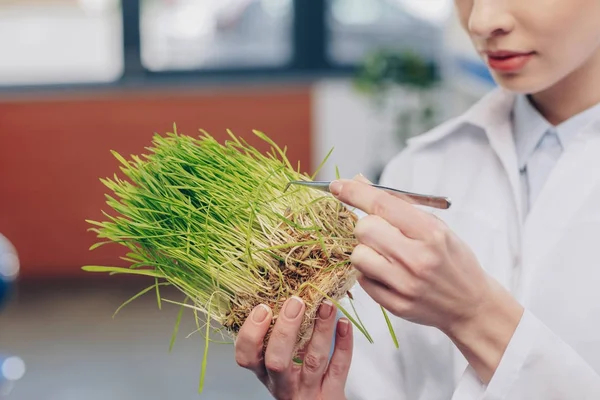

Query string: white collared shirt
512 95 600 215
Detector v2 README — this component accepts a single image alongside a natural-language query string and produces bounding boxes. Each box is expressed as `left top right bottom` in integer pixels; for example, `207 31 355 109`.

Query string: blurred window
140 0 294 71
0 0 452 87
0 0 124 86
326 0 451 65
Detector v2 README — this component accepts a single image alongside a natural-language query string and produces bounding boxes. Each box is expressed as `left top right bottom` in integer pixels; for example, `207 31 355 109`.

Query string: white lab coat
344 88 600 399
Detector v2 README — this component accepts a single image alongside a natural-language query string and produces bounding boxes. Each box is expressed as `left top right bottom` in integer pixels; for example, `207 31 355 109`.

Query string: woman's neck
530 48 600 126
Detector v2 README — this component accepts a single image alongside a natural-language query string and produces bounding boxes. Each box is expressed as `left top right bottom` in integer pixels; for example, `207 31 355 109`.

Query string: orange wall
0 85 312 278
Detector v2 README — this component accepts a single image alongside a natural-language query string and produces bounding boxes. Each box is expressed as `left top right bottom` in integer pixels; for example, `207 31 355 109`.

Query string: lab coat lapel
467 89 524 220
484 108 523 221
524 120 600 268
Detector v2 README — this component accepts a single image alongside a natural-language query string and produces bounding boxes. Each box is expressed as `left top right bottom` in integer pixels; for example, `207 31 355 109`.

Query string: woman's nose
467 0 515 39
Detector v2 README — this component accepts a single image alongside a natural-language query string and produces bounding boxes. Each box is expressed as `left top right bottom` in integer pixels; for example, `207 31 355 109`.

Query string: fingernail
318 300 333 319
338 319 350 337
284 296 304 319
355 173 372 183
252 304 269 323
330 180 342 196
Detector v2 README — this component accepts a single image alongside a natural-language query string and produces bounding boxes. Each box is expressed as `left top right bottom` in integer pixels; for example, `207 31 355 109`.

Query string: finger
291 349 305 372
354 214 414 262
298 300 337 396
235 304 272 383
358 274 412 318
351 244 418 298
354 214 447 281
264 296 305 393
329 179 433 239
322 318 353 398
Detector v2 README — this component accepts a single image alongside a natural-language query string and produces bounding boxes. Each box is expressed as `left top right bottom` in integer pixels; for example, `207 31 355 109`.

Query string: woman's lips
485 51 535 72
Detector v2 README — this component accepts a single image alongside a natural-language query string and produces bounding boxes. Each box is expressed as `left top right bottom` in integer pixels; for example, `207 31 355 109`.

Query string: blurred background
0 0 495 398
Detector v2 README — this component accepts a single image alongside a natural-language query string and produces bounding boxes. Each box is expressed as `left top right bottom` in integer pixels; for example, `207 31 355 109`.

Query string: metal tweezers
285 180 452 210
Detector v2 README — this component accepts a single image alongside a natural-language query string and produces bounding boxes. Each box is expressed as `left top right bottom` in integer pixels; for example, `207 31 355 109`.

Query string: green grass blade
224 129 242 146
112 282 169 318
346 293 372 342
155 278 162 310
311 147 335 180
253 130 293 171
169 297 188 352
110 150 130 167
162 298 205 314
380 305 399 349
88 241 113 251
199 299 213 394
82 266 164 278
337 299 373 343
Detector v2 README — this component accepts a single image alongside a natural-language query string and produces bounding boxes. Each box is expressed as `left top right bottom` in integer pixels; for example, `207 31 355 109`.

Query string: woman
234 0 600 398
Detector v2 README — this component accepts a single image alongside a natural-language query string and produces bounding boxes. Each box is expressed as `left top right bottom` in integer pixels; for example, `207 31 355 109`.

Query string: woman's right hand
234 296 353 400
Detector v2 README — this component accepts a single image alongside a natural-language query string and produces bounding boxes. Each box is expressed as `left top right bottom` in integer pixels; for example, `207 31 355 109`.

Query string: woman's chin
490 70 554 95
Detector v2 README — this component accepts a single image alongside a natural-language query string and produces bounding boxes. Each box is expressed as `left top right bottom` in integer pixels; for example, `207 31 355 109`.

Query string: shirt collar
557 100 600 144
406 88 516 149
512 94 600 170
512 95 552 170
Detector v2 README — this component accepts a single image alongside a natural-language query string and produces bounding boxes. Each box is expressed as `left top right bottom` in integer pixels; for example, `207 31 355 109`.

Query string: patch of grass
83 127 374 393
